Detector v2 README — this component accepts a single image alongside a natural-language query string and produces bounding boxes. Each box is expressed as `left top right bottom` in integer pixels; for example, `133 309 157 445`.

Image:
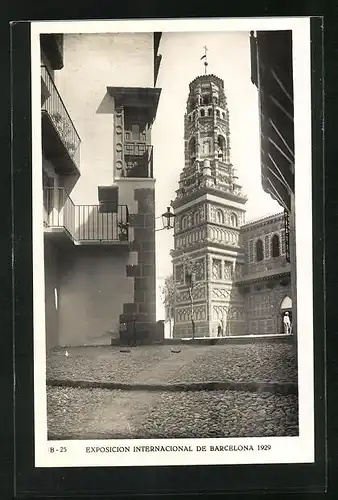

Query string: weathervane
200 45 208 74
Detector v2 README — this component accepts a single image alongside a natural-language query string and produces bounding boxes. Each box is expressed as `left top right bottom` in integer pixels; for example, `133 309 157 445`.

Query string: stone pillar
123 187 157 343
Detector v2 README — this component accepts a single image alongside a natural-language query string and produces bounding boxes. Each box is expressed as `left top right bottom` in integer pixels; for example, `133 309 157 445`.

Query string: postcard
30 17 314 468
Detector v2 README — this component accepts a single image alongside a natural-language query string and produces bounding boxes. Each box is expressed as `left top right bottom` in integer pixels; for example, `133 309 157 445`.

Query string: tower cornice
241 211 284 231
189 74 225 90
172 186 247 210
170 241 244 259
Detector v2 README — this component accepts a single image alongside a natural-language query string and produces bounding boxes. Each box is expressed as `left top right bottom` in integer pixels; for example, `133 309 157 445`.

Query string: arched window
189 137 196 160
271 234 280 257
222 112 226 119
182 217 188 230
230 213 238 227
200 109 205 117
280 295 292 310
216 209 224 224
202 94 211 105
216 109 220 117
213 96 218 105
208 108 212 116
217 135 226 161
256 239 264 262
194 211 200 225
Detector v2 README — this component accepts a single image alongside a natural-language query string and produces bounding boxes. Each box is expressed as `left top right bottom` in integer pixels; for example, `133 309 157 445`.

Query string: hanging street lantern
160 206 176 230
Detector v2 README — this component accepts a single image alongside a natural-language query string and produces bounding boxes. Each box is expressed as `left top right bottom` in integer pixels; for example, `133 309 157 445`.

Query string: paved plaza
47 343 298 440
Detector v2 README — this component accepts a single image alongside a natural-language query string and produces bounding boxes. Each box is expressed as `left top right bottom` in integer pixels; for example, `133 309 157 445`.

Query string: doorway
280 295 292 333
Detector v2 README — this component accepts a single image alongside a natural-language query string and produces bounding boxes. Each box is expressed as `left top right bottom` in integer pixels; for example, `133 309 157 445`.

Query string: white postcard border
31 17 314 468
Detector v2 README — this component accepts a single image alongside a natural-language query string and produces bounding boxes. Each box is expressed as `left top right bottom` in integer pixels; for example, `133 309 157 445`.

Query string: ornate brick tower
171 71 247 338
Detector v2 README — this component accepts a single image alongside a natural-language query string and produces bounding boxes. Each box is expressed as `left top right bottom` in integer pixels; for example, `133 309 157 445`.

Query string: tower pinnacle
201 46 208 74
173 73 246 206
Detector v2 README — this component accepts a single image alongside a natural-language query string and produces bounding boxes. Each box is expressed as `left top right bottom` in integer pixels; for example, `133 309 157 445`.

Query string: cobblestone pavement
47 343 297 385
47 386 298 440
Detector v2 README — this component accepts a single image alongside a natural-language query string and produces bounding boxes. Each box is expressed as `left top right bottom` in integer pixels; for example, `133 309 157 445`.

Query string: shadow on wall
96 92 115 115
60 173 80 198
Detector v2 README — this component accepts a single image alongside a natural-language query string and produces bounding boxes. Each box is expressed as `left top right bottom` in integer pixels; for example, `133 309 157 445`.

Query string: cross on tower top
201 45 208 74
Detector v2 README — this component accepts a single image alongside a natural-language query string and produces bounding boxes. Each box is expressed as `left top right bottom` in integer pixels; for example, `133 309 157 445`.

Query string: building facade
237 213 292 335
171 72 293 338
41 32 162 350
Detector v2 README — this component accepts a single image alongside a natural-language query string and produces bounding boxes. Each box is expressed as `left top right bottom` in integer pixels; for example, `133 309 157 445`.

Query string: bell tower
171 71 248 338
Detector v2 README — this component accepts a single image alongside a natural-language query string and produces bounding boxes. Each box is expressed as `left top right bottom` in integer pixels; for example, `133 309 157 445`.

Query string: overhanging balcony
41 65 81 176
40 34 64 70
250 31 294 212
43 188 129 245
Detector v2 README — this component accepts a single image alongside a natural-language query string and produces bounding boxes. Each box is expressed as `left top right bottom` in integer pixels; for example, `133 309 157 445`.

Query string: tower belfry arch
171 72 248 338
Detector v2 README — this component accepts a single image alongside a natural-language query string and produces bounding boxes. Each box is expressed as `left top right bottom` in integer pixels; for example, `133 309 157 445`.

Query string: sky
150 31 282 320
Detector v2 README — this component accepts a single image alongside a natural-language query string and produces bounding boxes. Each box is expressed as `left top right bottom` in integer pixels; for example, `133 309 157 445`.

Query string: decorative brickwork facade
171 73 247 338
237 212 292 335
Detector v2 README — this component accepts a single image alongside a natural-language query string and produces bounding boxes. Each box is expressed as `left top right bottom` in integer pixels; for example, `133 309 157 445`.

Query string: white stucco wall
57 247 134 346
54 33 154 205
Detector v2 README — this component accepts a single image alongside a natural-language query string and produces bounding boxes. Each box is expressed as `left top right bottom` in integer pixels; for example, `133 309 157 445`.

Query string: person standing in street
283 312 292 334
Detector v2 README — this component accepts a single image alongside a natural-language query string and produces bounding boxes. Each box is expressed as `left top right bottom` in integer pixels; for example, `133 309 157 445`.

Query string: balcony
41 65 81 176
43 188 129 245
122 142 153 178
40 34 64 70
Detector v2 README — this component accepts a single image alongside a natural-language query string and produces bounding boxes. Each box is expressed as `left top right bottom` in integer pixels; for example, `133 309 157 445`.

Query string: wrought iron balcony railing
44 187 129 242
123 142 153 178
41 65 81 172
124 141 147 156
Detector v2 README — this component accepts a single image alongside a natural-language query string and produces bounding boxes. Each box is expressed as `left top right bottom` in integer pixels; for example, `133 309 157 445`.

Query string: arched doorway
280 295 292 333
